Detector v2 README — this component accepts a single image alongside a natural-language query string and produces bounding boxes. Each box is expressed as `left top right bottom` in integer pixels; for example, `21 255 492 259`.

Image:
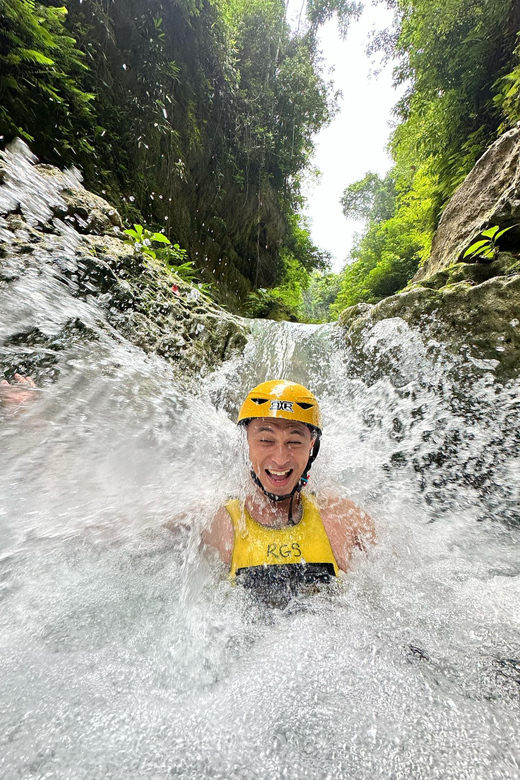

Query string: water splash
1 147 520 779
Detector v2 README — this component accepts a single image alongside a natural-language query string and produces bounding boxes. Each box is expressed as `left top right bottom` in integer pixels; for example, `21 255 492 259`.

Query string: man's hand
0 374 37 405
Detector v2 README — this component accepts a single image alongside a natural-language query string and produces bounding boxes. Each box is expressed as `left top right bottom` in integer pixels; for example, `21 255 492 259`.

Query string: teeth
268 469 290 476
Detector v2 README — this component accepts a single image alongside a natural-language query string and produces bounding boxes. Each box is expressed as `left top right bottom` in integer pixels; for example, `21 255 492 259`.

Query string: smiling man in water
204 380 375 598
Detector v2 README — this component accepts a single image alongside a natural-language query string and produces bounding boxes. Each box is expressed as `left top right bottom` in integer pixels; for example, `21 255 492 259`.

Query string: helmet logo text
270 400 294 412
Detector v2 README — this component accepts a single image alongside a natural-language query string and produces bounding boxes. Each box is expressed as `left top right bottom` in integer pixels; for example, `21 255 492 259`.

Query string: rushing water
1 145 520 779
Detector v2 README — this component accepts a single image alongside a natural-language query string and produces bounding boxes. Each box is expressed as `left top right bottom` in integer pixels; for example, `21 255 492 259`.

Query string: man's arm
163 505 234 565
201 505 234 565
321 496 375 573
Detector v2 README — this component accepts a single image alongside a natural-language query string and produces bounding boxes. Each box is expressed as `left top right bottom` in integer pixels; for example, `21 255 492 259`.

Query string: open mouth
265 468 293 488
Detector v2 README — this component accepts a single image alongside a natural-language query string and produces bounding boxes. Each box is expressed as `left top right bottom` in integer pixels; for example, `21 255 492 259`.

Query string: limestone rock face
338 126 520 381
339 255 520 380
36 165 124 234
415 124 520 281
0 141 248 385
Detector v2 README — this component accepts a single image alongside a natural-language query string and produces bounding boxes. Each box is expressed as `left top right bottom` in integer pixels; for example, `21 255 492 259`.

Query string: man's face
246 417 315 496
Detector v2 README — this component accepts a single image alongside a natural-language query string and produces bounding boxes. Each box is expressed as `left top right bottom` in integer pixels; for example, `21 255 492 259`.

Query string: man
204 380 375 597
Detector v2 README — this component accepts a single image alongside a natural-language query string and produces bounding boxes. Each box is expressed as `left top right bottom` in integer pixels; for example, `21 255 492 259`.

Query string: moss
340 270 520 379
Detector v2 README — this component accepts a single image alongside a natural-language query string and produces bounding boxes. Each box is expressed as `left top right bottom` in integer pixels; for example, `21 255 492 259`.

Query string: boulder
339 264 520 380
0 140 123 236
414 124 520 281
34 164 123 234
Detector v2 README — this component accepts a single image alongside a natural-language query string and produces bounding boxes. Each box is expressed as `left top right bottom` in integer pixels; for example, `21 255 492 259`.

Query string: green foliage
332 164 435 313
245 288 292 319
463 224 517 260
70 0 337 303
341 172 396 224
332 0 520 317
1 0 338 310
301 271 342 321
123 224 199 284
387 0 514 208
0 0 95 162
494 29 520 128
283 212 331 272
246 250 313 320
306 0 362 37
245 207 336 320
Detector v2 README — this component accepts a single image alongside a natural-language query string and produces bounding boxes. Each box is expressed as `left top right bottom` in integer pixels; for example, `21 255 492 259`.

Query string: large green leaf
463 239 490 257
480 226 500 239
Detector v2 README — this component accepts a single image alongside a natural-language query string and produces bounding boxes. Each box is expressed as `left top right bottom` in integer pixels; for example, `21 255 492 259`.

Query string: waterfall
1 146 519 780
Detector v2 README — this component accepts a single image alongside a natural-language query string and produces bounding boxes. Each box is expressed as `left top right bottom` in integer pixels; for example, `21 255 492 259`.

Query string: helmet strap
249 468 310 525
249 469 295 503
248 432 321 525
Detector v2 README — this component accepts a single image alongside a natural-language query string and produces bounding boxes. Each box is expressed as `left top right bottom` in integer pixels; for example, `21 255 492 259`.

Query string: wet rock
29 163 123 235
414 123 520 281
339 270 520 380
0 139 82 229
342 125 520 379
0 140 249 383
73 237 249 371
0 320 98 385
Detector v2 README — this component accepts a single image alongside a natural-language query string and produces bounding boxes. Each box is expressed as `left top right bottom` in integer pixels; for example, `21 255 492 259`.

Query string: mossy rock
338 302 373 328
1 204 249 383
410 252 520 293
340 272 520 379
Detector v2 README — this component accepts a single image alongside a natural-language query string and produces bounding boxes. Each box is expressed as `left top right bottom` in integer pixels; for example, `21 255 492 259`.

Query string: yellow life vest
226 493 339 585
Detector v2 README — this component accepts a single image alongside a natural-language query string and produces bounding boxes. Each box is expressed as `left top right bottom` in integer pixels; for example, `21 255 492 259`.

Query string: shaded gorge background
4 0 520 317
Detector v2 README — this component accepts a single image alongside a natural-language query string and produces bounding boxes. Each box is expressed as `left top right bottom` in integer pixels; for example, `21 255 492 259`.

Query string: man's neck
245 488 302 528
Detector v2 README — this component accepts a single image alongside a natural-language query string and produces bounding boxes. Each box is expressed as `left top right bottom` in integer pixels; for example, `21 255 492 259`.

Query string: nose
271 441 291 466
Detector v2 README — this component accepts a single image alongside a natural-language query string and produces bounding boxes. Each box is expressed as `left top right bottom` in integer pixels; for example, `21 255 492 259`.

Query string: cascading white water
1 147 520 779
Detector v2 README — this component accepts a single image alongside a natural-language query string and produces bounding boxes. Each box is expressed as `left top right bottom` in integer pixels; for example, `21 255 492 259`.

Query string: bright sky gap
286 2 402 273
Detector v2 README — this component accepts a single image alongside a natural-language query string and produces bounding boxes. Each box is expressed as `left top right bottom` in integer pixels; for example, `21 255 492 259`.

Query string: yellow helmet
237 379 322 433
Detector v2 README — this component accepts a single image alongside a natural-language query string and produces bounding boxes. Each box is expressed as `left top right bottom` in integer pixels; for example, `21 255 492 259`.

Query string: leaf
495 224 518 239
480 226 500 239
463 239 490 257
17 48 55 66
150 232 170 244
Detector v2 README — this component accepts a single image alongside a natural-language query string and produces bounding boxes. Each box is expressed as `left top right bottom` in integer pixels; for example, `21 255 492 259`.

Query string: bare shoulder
202 503 234 564
319 493 376 552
